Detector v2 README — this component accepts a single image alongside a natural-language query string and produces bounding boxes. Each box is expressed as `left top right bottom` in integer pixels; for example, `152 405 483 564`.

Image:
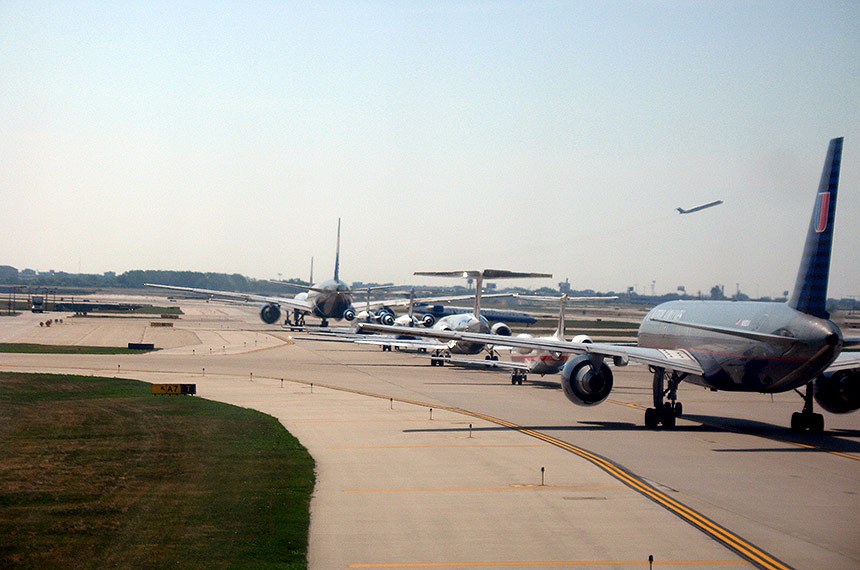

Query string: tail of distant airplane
788 137 843 319
334 218 341 282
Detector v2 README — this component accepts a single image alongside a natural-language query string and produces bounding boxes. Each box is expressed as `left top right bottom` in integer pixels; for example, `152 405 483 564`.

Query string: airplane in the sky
676 199 723 214
146 220 485 328
363 138 860 433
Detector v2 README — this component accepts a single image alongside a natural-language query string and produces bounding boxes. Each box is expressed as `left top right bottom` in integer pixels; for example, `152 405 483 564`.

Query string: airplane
676 200 723 214
362 138 860 433
146 220 487 329
411 269 552 362
413 303 538 325
432 293 611 384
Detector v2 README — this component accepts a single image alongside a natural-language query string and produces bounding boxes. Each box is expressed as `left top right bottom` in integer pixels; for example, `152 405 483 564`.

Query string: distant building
559 278 571 294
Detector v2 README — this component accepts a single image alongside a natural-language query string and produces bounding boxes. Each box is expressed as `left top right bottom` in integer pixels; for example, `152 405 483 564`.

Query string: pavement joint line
342 485 624 494
347 560 751 568
330 444 545 449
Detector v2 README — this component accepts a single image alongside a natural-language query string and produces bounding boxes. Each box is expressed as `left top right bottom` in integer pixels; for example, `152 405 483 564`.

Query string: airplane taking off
146 220 484 328
363 138 860 433
676 200 723 214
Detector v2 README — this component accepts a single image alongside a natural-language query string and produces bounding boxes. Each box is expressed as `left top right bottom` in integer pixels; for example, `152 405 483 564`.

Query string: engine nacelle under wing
491 322 512 337
560 355 614 406
814 369 860 414
259 303 282 324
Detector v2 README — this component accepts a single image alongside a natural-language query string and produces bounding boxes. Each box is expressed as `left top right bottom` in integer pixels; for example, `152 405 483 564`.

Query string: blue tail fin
788 137 843 319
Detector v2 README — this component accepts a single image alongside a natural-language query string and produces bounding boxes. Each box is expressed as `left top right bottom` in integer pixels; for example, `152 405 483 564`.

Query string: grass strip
0 344 159 355
0 372 314 569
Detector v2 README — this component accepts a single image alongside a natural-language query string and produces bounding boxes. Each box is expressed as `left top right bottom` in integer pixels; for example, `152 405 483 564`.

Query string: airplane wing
429 355 531 371
825 352 860 373
354 337 449 351
144 283 313 313
359 323 704 376
360 292 514 312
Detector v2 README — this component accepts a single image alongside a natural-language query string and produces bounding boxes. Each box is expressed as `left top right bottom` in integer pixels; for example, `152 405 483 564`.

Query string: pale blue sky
2 1 858 298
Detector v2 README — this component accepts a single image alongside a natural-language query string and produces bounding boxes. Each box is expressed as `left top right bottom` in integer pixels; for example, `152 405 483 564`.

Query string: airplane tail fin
334 218 341 282
788 137 843 319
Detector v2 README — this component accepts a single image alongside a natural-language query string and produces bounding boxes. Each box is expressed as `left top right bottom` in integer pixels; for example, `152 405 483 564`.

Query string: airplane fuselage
434 313 491 354
638 300 842 393
307 279 353 320
511 349 567 375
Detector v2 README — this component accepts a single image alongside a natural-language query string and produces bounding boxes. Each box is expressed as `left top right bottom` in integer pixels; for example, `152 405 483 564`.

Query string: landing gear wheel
673 402 683 417
791 381 825 433
645 408 659 429
791 412 806 432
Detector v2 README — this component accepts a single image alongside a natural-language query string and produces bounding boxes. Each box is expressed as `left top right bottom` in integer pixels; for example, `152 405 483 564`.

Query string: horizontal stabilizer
415 269 552 280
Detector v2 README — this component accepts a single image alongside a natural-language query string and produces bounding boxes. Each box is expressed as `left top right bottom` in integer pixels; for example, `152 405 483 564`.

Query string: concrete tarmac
2 300 858 569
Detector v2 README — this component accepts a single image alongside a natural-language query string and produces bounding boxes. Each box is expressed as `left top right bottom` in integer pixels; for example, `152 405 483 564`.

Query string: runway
2 299 858 569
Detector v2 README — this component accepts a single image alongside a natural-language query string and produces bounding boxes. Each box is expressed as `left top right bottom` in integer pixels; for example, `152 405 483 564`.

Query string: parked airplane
146 220 480 328
363 138 859 433
676 200 723 214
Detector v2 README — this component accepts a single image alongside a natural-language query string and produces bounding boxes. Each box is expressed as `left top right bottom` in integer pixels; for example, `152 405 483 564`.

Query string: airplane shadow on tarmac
684 414 860 454
404 417 860 455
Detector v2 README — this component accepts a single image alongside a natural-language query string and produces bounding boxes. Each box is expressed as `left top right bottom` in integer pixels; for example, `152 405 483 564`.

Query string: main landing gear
645 368 685 429
791 382 824 434
288 310 306 331
511 370 527 385
430 349 450 367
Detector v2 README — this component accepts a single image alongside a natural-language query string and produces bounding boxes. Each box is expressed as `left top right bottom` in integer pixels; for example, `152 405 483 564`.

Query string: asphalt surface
2 299 858 569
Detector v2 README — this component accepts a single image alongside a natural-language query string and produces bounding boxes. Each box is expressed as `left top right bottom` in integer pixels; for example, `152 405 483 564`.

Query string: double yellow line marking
288 379 790 570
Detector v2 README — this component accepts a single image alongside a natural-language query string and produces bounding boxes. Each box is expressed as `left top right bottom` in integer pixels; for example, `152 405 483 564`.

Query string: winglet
334 218 341 282
788 137 843 319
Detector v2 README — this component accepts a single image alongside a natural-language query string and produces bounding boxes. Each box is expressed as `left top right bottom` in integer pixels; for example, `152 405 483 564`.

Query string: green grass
0 372 315 569
0 344 159 355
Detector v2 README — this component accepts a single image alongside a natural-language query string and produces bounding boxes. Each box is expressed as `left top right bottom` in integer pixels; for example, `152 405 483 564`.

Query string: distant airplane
359 270 552 360
432 293 612 384
364 138 860 433
676 200 723 214
146 220 489 328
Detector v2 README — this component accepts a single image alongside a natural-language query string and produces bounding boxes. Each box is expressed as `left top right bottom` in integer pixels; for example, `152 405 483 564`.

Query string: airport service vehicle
364 138 860 432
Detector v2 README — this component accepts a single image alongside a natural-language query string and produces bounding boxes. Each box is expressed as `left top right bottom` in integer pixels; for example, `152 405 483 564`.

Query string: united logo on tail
814 192 831 233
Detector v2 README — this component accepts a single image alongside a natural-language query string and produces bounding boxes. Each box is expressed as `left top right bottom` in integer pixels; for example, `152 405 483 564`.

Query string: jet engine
560 355 614 406
814 369 860 414
259 303 282 324
420 314 436 327
375 308 395 326
343 308 357 321
491 322 513 336
571 334 594 344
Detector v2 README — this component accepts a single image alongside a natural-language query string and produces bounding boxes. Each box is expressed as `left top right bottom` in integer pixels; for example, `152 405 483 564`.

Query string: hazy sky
2 1 858 298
